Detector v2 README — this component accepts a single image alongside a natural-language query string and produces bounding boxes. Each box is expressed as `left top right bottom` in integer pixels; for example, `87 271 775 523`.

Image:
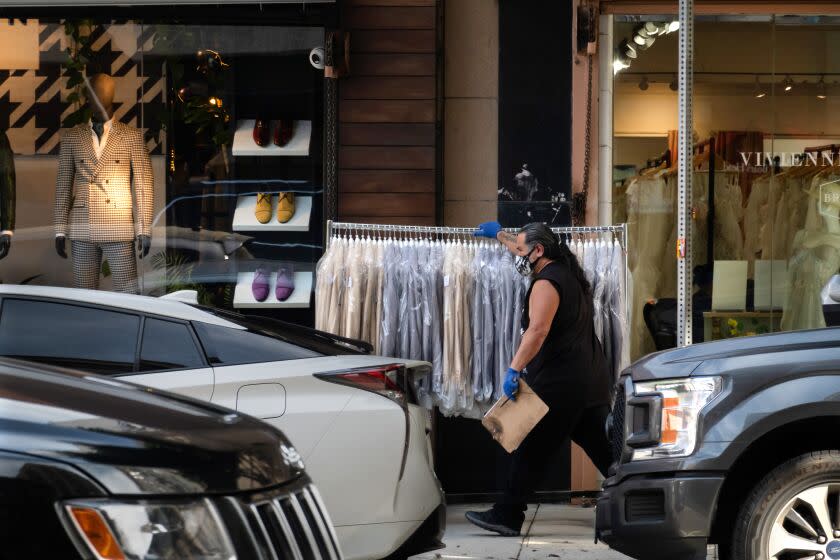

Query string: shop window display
612 16 840 358
0 12 328 326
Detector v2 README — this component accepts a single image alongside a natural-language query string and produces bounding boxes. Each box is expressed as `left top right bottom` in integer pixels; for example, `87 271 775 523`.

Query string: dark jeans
494 402 613 524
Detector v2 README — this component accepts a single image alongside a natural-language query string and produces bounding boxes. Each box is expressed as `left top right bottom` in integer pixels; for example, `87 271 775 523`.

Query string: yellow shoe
255 193 272 224
277 192 295 223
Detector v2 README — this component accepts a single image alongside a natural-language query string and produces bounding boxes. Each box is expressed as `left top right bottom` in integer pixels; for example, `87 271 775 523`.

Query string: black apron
521 261 612 407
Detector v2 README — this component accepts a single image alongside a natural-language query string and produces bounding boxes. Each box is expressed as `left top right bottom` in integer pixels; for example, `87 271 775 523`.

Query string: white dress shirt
90 118 114 159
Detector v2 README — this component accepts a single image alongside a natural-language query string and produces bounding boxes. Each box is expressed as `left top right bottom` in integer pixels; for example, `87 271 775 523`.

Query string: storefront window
612 15 840 359
0 10 328 326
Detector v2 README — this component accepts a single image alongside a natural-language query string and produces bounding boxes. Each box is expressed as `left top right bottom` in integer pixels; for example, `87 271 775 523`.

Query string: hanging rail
327 220 626 238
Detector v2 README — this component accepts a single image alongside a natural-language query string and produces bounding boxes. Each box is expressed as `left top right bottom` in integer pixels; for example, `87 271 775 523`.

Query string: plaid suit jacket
54 121 154 242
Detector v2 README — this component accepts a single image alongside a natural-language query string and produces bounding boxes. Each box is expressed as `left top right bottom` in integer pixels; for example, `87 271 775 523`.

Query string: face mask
515 247 537 277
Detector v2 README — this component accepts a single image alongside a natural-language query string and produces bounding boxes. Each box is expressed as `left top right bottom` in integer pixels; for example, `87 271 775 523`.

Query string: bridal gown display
781 170 840 331
315 226 630 417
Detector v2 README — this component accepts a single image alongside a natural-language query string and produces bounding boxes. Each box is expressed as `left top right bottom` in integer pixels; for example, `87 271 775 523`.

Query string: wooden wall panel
352 30 435 54
352 54 435 76
342 7 436 29
339 193 435 217
337 2 439 225
341 123 435 146
340 99 435 123
340 146 434 169
341 76 435 99
344 0 434 6
340 170 435 193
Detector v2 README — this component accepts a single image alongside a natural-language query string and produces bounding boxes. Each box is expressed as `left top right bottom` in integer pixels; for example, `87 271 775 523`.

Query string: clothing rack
643 148 671 171
695 137 716 266
326 220 630 318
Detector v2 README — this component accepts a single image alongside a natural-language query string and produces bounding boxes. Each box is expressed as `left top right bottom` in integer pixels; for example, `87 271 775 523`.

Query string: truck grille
222 483 342 560
610 383 626 463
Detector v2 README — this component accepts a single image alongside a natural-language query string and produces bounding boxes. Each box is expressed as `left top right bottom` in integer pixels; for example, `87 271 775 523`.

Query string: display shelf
233 271 312 309
232 119 312 157
232 195 312 232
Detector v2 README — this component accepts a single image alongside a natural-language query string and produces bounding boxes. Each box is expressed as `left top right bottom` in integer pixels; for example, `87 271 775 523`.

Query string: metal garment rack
326 220 628 246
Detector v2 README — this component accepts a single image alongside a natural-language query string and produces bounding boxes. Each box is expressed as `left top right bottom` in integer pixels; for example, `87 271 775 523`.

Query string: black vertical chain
573 52 594 226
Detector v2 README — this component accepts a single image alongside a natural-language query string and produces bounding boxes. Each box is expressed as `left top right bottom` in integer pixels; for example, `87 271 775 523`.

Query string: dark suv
0 357 341 560
596 328 840 560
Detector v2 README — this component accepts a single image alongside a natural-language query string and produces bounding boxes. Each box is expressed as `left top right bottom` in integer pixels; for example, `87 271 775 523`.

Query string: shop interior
612 15 840 359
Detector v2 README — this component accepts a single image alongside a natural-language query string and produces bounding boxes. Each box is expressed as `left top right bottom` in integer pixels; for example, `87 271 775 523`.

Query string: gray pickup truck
596 327 840 560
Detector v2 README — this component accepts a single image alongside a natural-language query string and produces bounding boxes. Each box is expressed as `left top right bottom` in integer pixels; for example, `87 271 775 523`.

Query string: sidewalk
410 503 631 560
410 504 720 560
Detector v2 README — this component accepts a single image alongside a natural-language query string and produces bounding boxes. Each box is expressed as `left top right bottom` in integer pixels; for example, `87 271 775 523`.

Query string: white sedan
0 285 445 560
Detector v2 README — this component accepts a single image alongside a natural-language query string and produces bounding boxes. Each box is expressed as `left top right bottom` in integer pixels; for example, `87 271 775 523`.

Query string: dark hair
519 222 591 296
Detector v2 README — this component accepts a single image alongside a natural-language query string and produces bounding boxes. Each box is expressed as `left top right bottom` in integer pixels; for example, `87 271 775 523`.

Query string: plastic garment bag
325 237 347 337
470 244 487 401
439 241 458 414
342 238 367 340
379 240 400 357
591 237 608 345
360 238 379 348
314 239 335 331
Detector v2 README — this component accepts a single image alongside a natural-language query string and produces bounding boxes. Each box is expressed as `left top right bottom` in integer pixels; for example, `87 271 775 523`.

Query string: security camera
309 47 325 70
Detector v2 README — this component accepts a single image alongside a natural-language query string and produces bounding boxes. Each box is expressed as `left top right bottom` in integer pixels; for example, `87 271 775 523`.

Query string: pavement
410 504 719 560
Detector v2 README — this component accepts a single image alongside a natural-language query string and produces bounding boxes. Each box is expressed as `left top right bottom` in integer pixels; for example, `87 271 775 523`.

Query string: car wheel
732 450 840 560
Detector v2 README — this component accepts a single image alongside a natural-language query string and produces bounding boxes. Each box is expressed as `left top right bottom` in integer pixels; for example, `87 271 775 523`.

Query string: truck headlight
61 498 235 560
630 376 722 461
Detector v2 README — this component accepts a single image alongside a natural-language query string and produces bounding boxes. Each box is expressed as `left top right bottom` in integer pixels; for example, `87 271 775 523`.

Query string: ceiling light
753 75 766 99
635 35 656 51
620 39 638 59
613 48 631 75
666 21 680 34
613 58 630 75
783 75 794 92
670 74 678 91
818 77 827 99
639 76 650 91
633 24 652 39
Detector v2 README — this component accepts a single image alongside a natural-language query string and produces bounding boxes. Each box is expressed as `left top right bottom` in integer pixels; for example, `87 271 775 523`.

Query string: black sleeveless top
522 261 612 407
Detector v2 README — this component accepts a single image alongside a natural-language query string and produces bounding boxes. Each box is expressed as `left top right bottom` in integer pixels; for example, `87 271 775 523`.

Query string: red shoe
273 119 295 147
253 119 270 147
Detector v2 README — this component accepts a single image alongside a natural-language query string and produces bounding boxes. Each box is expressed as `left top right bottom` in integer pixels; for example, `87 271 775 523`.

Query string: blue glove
474 221 502 239
503 368 520 401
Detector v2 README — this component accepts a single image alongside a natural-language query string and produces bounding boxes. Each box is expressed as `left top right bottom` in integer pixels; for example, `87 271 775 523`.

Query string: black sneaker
465 509 522 536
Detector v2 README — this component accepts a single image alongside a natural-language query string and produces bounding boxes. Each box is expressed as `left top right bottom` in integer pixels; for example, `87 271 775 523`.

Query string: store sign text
739 152 837 169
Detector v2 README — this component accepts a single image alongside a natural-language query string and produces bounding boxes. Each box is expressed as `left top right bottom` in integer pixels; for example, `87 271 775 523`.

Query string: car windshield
192 305 372 357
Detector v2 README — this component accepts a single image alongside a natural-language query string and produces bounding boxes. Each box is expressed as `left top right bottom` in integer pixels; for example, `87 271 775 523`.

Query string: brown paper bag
481 379 549 453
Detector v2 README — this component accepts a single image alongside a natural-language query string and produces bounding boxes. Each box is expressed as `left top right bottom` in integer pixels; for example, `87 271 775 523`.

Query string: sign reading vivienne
740 152 840 168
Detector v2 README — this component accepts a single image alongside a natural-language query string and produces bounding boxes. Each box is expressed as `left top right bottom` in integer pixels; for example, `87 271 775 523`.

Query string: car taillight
316 363 416 480
316 364 408 407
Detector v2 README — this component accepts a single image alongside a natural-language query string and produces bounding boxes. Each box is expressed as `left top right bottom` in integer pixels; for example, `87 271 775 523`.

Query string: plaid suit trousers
71 240 139 294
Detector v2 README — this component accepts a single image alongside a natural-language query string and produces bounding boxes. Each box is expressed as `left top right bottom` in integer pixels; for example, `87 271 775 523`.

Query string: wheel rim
768 483 840 560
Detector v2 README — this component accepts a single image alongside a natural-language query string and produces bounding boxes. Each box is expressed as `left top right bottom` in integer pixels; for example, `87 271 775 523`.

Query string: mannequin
54 73 154 293
0 129 14 259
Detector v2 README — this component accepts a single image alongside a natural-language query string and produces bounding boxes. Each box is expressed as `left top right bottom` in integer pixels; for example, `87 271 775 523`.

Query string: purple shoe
275 265 295 301
252 267 270 302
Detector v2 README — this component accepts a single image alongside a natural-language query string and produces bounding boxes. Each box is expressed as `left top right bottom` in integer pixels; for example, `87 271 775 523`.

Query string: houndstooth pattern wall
0 20 165 156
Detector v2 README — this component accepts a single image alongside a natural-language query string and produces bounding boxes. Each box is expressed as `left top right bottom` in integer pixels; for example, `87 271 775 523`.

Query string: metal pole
598 14 614 226
677 0 694 347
